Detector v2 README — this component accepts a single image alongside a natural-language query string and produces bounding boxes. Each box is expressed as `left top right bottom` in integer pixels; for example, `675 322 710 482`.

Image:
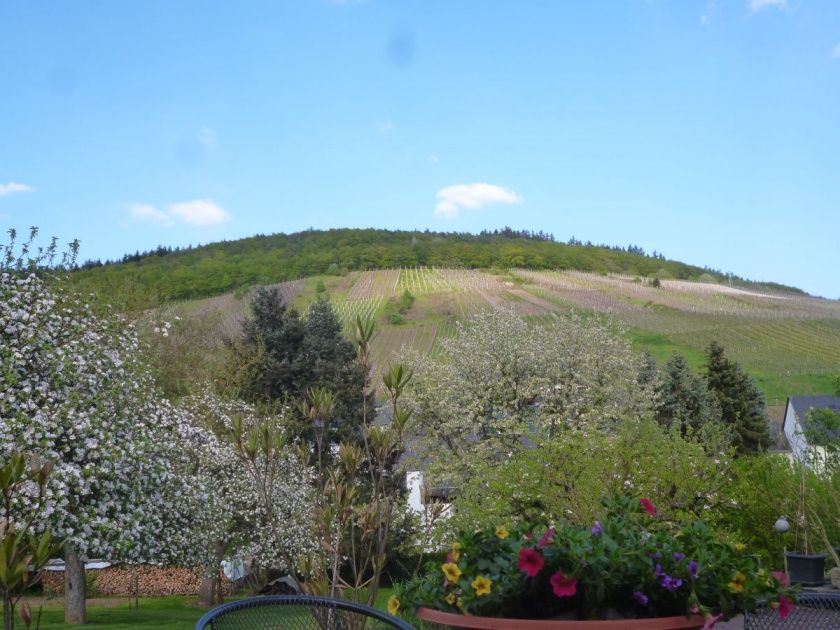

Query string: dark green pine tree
301 297 370 443
704 341 770 455
238 286 306 402
654 353 720 434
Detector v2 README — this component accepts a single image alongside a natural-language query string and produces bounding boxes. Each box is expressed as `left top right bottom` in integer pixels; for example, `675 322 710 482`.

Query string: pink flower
537 527 555 549
777 595 794 621
550 571 578 598
771 571 790 587
518 547 545 577
703 613 723 629
640 498 657 516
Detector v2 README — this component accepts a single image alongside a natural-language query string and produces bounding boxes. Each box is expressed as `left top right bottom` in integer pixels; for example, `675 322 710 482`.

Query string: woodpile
42 565 233 597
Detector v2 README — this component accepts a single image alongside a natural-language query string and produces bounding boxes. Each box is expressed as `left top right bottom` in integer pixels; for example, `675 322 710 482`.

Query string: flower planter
416 607 705 630
785 551 826 586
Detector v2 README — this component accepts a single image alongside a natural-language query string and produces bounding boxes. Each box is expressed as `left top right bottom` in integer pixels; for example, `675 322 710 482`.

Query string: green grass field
23 589 396 629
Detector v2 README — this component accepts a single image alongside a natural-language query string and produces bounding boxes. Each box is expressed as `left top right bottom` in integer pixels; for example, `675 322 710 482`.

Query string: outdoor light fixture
774 517 790 534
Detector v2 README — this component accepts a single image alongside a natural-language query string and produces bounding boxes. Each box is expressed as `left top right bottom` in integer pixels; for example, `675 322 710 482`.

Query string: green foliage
705 342 771 455
724 456 840 560
70 228 770 303
1 453 62 630
396 496 796 622
651 277 661 288
654 353 722 434
315 279 326 293
448 418 734 533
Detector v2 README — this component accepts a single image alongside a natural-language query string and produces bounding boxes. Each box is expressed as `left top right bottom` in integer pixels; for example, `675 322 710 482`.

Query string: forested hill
72 228 802 302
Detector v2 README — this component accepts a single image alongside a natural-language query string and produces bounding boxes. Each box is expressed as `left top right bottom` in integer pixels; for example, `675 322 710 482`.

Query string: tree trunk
198 541 227 606
64 544 86 624
3 590 13 630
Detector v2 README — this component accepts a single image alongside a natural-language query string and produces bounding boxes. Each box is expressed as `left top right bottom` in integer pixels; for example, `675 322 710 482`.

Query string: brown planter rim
416 606 705 629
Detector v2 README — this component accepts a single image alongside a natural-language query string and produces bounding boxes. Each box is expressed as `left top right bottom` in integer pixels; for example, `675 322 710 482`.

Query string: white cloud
0 182 35 197
747 0 788 13
129 199 231 227
434 183 522 219
833 44 840 58
130 203 173 225
169 199 231 226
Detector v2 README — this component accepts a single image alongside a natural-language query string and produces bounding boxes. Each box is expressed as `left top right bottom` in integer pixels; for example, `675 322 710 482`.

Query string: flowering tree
172 389 315 604
405 308 653 482
0 235 191 623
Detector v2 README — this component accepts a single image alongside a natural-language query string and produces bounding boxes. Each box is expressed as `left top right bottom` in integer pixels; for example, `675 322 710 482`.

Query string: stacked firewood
41 565 233 597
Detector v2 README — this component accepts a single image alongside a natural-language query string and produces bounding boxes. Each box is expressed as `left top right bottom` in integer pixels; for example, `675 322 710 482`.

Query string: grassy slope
169 267 839 403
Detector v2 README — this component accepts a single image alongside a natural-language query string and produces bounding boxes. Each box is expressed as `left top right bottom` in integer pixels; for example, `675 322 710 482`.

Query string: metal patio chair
744 592 840 629
195 595 416 630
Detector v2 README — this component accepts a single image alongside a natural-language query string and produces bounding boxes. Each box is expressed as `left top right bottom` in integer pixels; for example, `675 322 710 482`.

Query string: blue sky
1 0 838 297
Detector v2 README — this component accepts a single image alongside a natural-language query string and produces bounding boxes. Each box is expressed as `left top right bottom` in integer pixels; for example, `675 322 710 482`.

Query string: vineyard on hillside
165 267 840 400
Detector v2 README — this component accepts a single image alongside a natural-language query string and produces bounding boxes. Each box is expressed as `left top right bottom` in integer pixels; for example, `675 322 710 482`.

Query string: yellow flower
452 542 462 560
456 597 463 609
728 571 746 593
445 592 457 605
387 595 400 615
442 562 462 583
734 543 747 553
495 525 509 540
472 575 492 597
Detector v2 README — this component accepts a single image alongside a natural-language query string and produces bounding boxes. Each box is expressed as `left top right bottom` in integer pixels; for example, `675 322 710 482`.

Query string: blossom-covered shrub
0 270 187 562
396 496 796 626
173 389 316 580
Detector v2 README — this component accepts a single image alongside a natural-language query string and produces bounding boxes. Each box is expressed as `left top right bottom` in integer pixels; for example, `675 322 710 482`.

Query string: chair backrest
744 592 840 629
195 595 416 630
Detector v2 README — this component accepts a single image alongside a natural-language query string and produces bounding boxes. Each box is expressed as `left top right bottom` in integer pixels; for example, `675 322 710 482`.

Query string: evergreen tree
238 286 306 402
236 290 368 444
654 353 720 434
704 341 769 454
301 297 369 443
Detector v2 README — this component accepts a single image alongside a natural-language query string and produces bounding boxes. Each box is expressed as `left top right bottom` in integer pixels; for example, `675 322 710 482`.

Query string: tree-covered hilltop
72 227 803 302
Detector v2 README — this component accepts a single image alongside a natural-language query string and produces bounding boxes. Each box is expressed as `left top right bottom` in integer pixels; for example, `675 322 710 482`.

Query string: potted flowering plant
394 496 796 629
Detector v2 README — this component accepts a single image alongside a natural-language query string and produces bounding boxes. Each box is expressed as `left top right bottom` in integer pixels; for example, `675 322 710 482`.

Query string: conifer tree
655 353 720 433
704 341 769 454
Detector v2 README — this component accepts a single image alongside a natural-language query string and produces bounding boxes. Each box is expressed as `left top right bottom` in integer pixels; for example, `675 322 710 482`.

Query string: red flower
537 527 555 549
777 595 794 621
518 547 545 577
640 498 657 516
550 571 578 598
771 571 790 587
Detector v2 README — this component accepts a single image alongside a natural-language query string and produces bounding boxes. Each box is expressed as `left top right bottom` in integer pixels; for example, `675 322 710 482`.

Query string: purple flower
673 552 685 562
633 591 649 606
654 564 683 591
591 521 603 536
689 560 698 578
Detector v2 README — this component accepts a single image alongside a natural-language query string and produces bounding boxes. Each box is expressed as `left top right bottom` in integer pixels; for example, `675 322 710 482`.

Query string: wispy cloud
129 199 231 227
700 0 718 24
434 183 522 219
747 0 788 13
833 43 840 58
0 182 35 197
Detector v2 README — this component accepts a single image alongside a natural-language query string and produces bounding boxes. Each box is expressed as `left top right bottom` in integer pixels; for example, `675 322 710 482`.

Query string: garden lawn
24 589 395 629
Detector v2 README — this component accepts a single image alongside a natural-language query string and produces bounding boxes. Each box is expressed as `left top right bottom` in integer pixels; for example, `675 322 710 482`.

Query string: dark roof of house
787 396 840 421
785 396 840 442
